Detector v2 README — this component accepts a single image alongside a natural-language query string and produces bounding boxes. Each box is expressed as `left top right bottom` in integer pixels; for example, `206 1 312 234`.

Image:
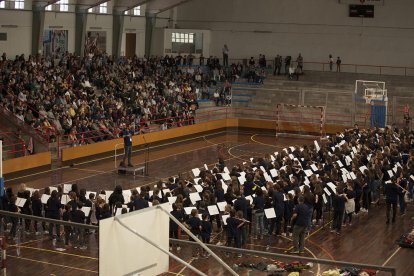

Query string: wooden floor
5 131 414 275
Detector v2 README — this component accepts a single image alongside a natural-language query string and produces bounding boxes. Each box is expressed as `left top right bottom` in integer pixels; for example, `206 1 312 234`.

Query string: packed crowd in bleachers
2 125 413 256
0 53 207 146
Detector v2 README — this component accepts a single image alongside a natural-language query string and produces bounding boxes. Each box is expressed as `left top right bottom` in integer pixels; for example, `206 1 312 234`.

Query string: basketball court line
381 247 401 267
11 245 98 260
7 255 98 274
69 167 107 173
250 134 283 148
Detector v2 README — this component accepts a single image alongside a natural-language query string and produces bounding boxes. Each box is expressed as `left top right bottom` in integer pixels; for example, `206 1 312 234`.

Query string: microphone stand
142 134 149 176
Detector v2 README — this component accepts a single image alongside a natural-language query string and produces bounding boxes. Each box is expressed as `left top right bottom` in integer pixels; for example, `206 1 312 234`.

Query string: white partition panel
99 205 169 276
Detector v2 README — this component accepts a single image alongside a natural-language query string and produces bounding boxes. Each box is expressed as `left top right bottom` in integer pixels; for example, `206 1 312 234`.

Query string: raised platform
117 165 145 176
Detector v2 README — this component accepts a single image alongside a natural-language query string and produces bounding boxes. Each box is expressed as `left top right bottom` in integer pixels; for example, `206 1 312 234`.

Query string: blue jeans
255 211 264 236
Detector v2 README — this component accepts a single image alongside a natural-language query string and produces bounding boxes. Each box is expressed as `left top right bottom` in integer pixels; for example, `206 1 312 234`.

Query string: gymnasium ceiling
29 0 193 13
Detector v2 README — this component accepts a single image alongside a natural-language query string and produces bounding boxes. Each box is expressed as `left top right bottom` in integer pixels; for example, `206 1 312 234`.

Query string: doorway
125 33 136 58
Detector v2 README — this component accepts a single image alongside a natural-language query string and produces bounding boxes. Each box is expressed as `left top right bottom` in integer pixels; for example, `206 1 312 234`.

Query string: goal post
276 104 325 138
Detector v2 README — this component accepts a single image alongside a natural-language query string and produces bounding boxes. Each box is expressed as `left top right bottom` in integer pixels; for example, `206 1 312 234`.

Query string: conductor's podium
117 165 145 176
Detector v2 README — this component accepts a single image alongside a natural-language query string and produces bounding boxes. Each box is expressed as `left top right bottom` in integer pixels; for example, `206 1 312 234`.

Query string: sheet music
217 202 227 212
207 205 220 216
264 208 276 219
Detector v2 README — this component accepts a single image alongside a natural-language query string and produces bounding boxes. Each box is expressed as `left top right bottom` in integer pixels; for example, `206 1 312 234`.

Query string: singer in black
122 131 133 167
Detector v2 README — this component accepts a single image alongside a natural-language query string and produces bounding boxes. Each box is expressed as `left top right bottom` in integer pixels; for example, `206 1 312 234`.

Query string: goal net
276 104 325 137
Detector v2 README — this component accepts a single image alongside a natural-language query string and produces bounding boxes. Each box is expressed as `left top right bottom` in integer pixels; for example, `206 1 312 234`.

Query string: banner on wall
338 0 384 5
43 30 68 56
85 31 107 56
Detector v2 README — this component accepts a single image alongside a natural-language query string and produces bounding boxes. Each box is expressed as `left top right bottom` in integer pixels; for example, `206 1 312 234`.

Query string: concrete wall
175 0 414 67
0 8 32 57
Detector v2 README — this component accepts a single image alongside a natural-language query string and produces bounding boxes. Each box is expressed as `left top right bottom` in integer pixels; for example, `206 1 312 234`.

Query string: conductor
122 130 133 167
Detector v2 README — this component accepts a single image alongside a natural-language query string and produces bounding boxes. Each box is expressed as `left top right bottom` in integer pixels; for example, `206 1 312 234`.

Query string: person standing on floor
385 178 399 224
122 129 133 167
290 196 309 254
329 54 334 71
336 57 342 72
222 44 229 67
331 188 346 235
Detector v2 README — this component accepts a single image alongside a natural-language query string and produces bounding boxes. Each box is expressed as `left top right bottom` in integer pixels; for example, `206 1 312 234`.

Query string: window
124 6 141 16
99 2 107 13
0 1 5 9
14 0 24 9
45 4 52 11
172 32 194 44
59 0 68 12
133 6 140 16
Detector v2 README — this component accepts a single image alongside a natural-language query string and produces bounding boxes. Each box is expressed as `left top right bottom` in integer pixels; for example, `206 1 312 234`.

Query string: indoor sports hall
1 0 414 275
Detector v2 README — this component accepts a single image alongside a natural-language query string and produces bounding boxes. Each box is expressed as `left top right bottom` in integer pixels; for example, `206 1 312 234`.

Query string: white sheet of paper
49 187 58 192
189 193 201 204
217 201 227 212
168 196 177 204
274 152 279 156
352 147 357 154
260 166 266 172
392 166 397 173
238 176 246 185
149 190 154 197
63 184 72 194
222 183 229 193
193 177 201 184
192 168 201 177
337 160 344 167
304 169 313 177
289 146 295 152
350 172 357 180
314 140 320 152
342 174 347 183
324 187 331 196
105 191 113 200
224 167 230 174
222 214 230 225
264 208 276 219
208 205 220 216
311 164 318 171
245 195 253 204
327 182 337 191
289 154 295 160
81 207 91 217
204 164 209 170
261 186 267 191
221 173 231 181
16 197 27 207
270 169 278 177
339 140 346 146
270 155 275 161
388 170 394 177
322 194 328 204
299 185 304 192
184 207 196 215
288 190 295 196
194 184 203 193
359 166 368 174
264 173 273 182
410 175 414 181
304 177 310 185
41 194 50 204
61 194 70 205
